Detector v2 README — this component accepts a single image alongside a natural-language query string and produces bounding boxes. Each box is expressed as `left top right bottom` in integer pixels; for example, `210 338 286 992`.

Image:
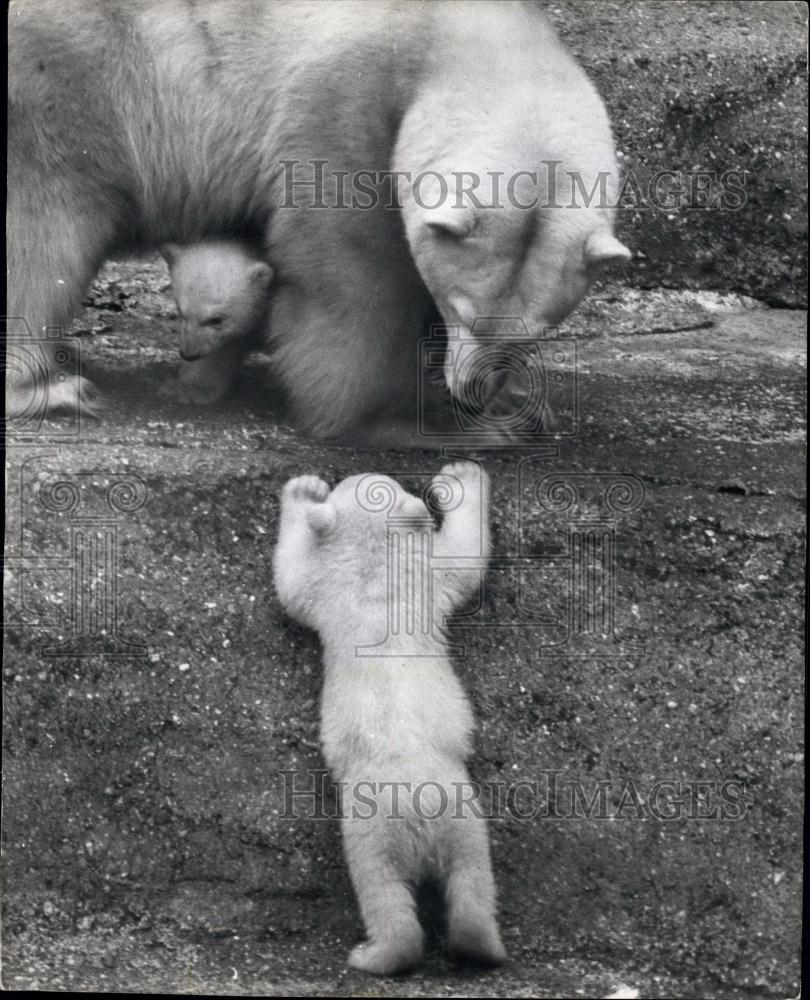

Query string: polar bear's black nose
179 347 204 361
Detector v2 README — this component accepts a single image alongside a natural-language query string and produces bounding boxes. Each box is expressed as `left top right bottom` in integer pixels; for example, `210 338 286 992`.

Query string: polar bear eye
203 315 224 328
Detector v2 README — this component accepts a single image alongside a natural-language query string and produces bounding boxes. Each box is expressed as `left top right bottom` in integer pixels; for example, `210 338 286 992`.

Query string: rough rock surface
3 253 804 997
551 0 808 306
3 2 806 996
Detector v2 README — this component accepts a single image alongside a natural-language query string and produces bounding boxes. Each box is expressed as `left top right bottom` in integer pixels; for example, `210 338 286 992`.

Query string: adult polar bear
7 0 629 441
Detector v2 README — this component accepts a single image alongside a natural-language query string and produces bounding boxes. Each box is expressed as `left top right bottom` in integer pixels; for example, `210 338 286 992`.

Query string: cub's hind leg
444 816 506 967
342 817 424 975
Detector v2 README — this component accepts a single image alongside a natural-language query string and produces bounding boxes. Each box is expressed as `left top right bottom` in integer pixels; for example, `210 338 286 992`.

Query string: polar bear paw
347 933 424 976
283 475 331 505
434 461 489 508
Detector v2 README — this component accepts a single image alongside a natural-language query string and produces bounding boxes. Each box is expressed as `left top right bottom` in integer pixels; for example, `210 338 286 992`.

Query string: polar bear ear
160 242 180 267
248 261 274 293
306 500 337 535
423 202 477 239
584 231 632 269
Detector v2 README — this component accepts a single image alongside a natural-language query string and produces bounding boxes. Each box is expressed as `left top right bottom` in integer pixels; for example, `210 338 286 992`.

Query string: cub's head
274 473 432 629
301 473 430 570
160 241 273 360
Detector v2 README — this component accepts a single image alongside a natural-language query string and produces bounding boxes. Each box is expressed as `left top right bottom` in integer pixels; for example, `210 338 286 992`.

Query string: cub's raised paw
438 460 481 483
434 461 489 507
283 475 331 505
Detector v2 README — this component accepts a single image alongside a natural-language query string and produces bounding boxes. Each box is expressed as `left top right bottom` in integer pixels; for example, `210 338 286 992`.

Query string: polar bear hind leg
444 822 507 967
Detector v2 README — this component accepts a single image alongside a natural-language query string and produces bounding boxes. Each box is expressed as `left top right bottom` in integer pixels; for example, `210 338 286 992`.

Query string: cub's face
161 242 273 360
402 190 630 405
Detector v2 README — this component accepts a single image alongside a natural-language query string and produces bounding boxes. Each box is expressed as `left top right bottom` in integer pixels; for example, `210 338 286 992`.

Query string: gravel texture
3 254 804 997
550 0 808 307
3 2 806 996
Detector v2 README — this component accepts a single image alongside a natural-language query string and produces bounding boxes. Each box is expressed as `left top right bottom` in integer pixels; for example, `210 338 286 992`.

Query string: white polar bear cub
160 240 274 405
273 462 506 975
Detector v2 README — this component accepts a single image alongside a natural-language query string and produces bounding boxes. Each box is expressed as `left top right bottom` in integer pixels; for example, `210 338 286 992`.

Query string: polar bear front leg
431 462 491 605
273 476 334 626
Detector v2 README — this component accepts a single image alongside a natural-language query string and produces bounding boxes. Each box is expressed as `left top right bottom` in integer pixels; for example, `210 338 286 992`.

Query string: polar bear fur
160 240 273 404
7 0 629 440
273 462 505 974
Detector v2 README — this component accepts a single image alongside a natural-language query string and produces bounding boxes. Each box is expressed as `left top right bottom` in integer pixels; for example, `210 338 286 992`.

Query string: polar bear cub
160 240 273 404
273 462 506 975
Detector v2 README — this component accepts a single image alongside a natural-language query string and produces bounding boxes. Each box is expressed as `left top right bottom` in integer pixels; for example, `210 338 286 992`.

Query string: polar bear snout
444 340 525 409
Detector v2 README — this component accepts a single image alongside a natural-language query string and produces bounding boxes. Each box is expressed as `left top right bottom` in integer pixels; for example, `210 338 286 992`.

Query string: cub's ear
306 500 337 535
248 261 274 293
422 201 476 239
584 231 631 269
159 242 180 267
